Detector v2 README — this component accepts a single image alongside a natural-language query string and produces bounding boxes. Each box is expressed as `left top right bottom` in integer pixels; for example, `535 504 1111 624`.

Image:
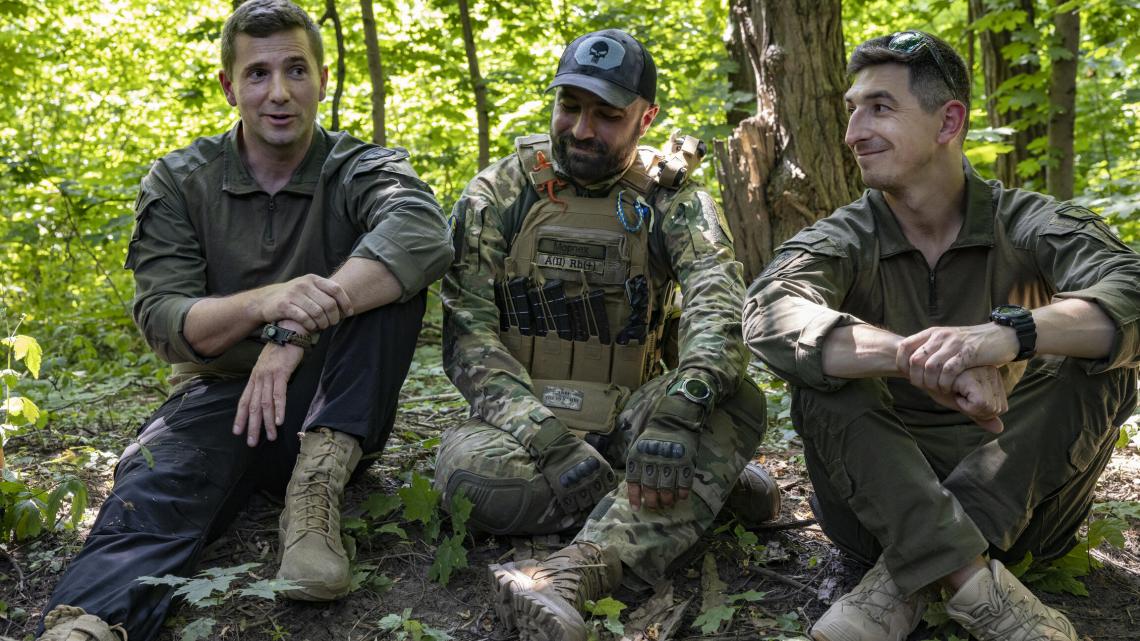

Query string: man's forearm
822 324 903 379
1034 298 1114 359
183 257 399 358
328 256 402 313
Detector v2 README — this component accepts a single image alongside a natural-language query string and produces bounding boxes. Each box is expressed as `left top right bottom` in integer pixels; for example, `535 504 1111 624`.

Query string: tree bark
971 0 1047 188
714 0 861 283
457 0 490 169
360 0 386 145
1047 4 1078 200
320 0 347 131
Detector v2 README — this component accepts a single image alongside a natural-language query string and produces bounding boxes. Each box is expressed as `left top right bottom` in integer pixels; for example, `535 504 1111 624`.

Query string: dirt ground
2 374 1139 641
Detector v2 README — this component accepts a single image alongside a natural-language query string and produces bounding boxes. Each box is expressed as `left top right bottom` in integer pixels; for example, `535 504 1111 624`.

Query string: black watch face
682 379 711 401
993 305 1027 318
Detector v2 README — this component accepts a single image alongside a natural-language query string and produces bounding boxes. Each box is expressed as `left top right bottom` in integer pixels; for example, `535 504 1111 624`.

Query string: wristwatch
668 377 713 408
990 305 1036 361
260 323 315 349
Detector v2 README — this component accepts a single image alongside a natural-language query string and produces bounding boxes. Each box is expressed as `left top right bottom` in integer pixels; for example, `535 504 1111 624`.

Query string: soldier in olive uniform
437 29 778 641
34 2 452 640
744 31 1140 641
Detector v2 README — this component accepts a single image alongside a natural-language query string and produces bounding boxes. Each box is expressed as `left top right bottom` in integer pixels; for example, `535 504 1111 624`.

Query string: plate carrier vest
500 133 699 436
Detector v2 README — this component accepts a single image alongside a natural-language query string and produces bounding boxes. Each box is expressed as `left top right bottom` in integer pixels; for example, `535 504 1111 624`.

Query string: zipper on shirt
927 269 937 315
265 196 276 245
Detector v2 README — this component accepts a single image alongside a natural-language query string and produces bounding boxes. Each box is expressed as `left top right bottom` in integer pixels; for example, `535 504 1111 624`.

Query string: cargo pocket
500 327 534 371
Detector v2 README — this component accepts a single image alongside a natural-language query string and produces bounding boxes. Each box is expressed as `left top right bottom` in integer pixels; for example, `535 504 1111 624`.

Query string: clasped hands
234 274 353 447
895 322 1021 434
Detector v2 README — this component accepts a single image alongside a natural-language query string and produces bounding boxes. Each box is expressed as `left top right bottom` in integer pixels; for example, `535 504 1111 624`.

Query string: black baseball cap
547 29 657 108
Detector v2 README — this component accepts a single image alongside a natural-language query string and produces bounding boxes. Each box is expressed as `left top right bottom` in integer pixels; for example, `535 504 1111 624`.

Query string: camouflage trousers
794 355 1137 595
435 376 766 583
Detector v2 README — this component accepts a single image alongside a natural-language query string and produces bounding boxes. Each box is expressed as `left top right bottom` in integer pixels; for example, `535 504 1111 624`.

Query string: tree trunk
360 0 386 145
715 0 860 283
971 0 1047 188
457 0 490 169
320 0 347 131
1047 4 1078 201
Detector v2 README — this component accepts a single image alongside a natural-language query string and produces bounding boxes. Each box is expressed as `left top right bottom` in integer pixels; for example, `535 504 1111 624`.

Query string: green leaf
174 576 240 606
136 574 190 588
691 604 736 634
2 335 42 379
733 523 758 548
45 477 88 530
238 578 301 600
362 493 402 519
378 522 409 539
585 597 626 618
198 563 261 578
180 617 216 641
378 612 407 632
449 492 473 537
1 369 18 388
399 473 440 525
138 443 155 469
3 396 41 427
728 590 766 603
428 533 468 586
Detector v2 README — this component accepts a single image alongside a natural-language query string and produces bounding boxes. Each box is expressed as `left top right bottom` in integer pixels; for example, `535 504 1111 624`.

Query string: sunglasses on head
887 31 958 96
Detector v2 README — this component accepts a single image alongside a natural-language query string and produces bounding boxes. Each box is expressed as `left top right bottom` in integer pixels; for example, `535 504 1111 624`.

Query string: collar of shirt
221 122 330 196
867 158 996 259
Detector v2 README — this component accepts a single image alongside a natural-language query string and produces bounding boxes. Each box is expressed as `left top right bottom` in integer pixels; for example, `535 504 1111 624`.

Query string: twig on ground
400 392 462 405
0 546 26 592
759 518 817 532
751 566 810 592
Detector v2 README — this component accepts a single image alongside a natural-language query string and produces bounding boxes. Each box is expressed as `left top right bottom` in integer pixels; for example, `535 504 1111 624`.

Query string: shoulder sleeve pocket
1043 204 1132 253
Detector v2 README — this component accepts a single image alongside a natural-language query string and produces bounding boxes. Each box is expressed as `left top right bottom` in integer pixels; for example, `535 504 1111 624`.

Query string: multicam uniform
744 164 1140 595
438 135 766 581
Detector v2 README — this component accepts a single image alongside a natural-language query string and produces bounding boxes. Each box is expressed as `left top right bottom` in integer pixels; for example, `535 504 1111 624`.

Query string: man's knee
435 421 559 535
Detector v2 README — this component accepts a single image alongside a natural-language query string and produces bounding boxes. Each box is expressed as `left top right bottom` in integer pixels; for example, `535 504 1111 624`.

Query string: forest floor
2 328 1139 641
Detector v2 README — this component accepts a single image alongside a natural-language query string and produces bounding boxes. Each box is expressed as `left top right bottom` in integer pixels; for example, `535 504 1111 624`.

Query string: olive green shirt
126 124 451 384
744 163 1140 422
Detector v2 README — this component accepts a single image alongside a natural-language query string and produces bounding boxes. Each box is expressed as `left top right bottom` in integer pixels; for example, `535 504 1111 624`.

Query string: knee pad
444 470 554 535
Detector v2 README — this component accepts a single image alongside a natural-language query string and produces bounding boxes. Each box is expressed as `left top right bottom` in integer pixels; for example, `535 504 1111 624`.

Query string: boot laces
294 437 344 543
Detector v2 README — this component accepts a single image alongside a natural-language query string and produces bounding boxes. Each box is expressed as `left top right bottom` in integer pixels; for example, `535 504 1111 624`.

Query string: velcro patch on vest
536 238 608 275
541 384 585 411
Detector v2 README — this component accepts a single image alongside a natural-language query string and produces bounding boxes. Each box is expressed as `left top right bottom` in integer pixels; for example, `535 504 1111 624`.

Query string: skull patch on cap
575 36 625 70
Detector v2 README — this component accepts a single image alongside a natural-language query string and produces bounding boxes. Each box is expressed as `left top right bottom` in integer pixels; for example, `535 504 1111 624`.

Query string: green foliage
1009 513 1128 596
137 562 301 641
584 596 627 638
348 472 471 587
377 608 452 641
1 323 89 543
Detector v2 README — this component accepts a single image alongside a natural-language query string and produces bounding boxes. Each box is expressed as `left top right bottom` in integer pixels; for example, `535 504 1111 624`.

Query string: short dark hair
221 0 323 77
848 31 970 117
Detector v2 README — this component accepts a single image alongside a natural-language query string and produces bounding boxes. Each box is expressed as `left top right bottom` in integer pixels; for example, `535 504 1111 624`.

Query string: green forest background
1 0 1139 541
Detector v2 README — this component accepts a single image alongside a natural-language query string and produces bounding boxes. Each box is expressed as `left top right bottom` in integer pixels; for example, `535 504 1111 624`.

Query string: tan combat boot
945 559 1078 641
38 605 127 640
811 555 926 641
276 427 362 601
725 461 782 528
488 541 622 641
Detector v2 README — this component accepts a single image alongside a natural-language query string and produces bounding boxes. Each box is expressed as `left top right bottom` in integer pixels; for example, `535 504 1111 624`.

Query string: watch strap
261 324 314 349
990 307 1036 361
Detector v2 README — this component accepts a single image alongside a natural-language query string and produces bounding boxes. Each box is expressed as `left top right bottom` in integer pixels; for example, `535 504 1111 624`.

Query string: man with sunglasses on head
744 31 1140 641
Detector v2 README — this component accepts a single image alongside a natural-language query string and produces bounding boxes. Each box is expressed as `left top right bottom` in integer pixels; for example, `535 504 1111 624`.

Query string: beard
552 128 640 186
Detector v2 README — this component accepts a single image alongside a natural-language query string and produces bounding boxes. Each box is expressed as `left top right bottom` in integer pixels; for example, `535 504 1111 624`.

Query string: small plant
377 608 452 641
1 321 88 543
349 472 472 587
137 562 299 641
584 596 626 639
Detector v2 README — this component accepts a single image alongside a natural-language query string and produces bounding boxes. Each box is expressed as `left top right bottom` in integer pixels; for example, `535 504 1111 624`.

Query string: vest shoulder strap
515 134 557 192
